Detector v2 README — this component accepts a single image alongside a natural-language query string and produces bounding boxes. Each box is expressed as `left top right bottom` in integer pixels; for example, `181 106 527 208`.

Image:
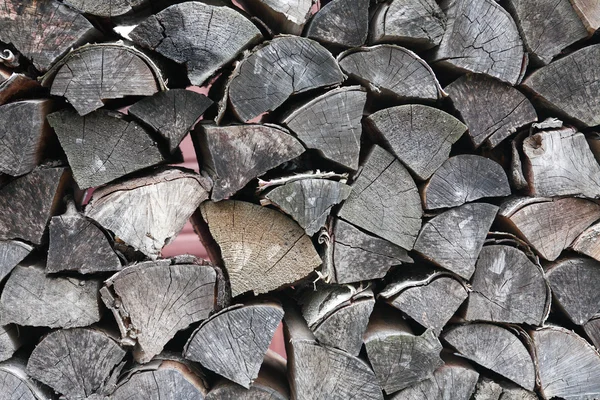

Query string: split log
466 245 550 326
282 86 366 171
0 325 21 362
546 257 600 325
337 45 443 101
0 264 102 328
473 378 537 400
498 197 600 261
184 301 283 388
199 200 321 297
532 326 600 400
572 221 600 261
0 0 97 72
228 36 344 122
364 309 444 394
0 166 68 245
570 0 600 31
521 44 600 127
305 0 369 47
443 323 535 390
370 0 446 49
27 328 126 399
0 100 54 176
422 155 511 210
505 0 588 65
338 145 422 250
0 240 32 282
329 218 412 284
48 108 165 189
521 127 600 197
101 259 217 363
380 270 468 334
128 89 213 152
193 124 305 201
431 0 525 85
43 43 166 116
47 202 121 274
0 72 41 106
365 104 466 180
284 305 384 400
64 0 147 17
264 179 351 236
298 285 374 356
129 2 262 86
237 0 312 34
0 358 53 400
85 168 211 259
584 315 600 349
414 203 497 279
445 73 537 148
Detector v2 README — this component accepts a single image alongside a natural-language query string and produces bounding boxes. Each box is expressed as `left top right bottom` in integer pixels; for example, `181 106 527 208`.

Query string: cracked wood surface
572 220 600 261
473 377 537 400
237 0 312 34
305 0 368 47
0 325 20 363
0 358 53 400
0 240 32 283
200 200 321 297
64 0 148 17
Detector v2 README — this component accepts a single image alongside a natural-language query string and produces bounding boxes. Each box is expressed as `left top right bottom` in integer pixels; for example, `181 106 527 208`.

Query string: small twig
257 170 349 192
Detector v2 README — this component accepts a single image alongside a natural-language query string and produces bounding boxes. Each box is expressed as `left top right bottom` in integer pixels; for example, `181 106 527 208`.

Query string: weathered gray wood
532 326 600 400
184 301 283 388
193 124 304 201
473 378 538 400
284 305 383 400
573 221 600 262
48 108 165 189
27 328 126 399
45 43 165 116
422 155 511 210
466 245 550 326
0 72 41 106
102 259 217 363
237 0 312 34
443 323 535 390
499 197 600 261
282 86 366 171
0 166 67 245
370 0 446 49
0 358 53 400
129 2 261 86
0 240 32 283
64 0 148 17
47 202 121 274
128 89 212 152
228 36 344 122
0 325 21 362
305 0 368 47
415 203 497 279
570 0 600 31
365 104 466 180
522 44 600 127
0 0 97 72
446 73 537 148
380 271 468 334
199 200 321 297
85 168 211 259
338 145 422 250
264 179 351 236
522 127 600 197
431 0 525 85
546 257 600 325
337 45 443 101
584 315 600 349
0 264 102 328
0 100 54 176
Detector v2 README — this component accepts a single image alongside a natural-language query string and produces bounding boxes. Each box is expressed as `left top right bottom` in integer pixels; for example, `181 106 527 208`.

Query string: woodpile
1 0 600 399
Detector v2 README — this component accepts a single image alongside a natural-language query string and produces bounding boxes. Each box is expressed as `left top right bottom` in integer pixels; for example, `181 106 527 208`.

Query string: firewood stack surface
1 0 600 399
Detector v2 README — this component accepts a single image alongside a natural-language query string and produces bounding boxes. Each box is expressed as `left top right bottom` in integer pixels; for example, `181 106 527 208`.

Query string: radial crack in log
570 0 600 32
64 0 148 17
0 325 21 362
305 0 369 47
237 0 312 34
0 240 32 283
0 358 53 400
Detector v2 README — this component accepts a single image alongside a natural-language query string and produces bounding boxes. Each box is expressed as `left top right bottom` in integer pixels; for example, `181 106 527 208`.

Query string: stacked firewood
1 0 600 399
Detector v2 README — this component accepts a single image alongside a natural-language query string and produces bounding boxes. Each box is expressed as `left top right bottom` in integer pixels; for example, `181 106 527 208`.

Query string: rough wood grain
338 145 422 250
228 36 343 122
0 358 53 400
85 168 211 259
466 245 550 326
0 72 41 106
422 155 511 210
473 378 538 400
414 203 498 279
446 73 537 148
200 200 321 297
443 323 535 390
48 108 164 189
130 2 262 86
572 221 600 262
532 326 600 400
584 315 600 349
184 302 283 388
0 325 21 362
194 124 304 201
338 45 443 101
305 0 368 47
0 264 101 328
102 259 217 363
237 0 312 34
282 86 366 171
27 328 126 399
365 104 466 180
64 0 148 17
570 0 600 31
0 240 32 282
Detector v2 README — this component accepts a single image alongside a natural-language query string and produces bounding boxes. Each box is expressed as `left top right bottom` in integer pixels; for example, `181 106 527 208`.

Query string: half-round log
237 0 312 34
0 358 53 400
572 221 600 262
64 0 147 17
305 0 369 47
0 325 21 362
0 240 32 283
